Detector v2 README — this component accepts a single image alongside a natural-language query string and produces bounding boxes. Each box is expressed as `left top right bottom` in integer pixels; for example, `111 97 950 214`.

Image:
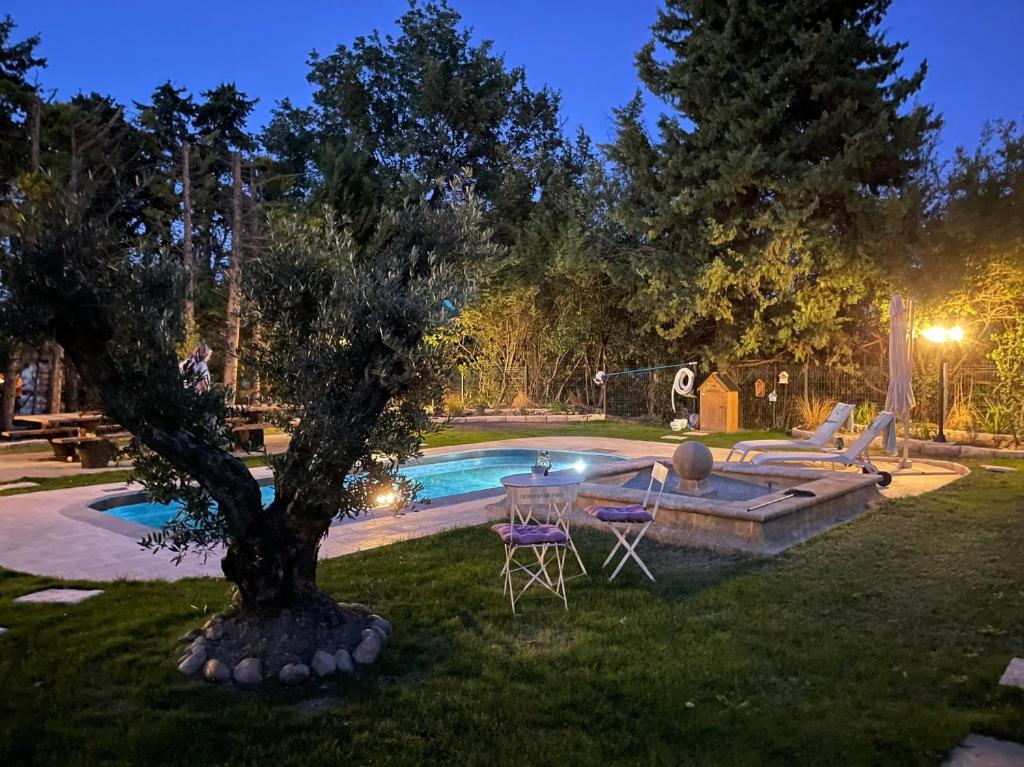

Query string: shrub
793 396 837 429
510 390 531 409
945 399 978 432
443 392 466 416
853 401 878 426
978 399 1014 435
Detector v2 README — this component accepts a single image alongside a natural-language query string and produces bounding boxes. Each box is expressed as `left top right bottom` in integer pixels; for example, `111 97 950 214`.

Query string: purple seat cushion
491 523 568 546
584 504 654 524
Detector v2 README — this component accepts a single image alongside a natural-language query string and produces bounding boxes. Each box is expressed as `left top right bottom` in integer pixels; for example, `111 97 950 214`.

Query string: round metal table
500 472 587 576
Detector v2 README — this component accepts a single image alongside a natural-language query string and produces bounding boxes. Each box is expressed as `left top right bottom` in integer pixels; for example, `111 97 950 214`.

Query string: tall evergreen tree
0 15 45 429
609 0 937 361
262 0 562 243
0 15 44 190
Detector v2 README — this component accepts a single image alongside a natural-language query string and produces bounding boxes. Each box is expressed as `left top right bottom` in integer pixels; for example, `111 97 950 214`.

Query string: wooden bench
2 427 79 442
232 422 270 450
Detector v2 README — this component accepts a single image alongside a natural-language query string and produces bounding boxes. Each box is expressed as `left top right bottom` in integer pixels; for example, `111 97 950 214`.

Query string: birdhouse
778 370 790 385
697 372 740 433
754 378 766 398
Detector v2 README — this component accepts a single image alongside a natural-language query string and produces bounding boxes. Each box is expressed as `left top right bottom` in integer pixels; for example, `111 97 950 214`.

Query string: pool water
102 448 624 529
616 467 784 502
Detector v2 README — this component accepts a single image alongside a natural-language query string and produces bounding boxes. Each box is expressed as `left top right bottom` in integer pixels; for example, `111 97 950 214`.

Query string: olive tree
2 104 493 652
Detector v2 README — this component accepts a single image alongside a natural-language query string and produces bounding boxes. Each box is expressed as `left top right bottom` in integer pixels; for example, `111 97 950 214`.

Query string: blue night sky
6 0 1021 160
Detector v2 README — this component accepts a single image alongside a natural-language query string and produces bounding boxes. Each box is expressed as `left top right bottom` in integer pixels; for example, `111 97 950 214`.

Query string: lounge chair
725 402 856 462
749 411 895 485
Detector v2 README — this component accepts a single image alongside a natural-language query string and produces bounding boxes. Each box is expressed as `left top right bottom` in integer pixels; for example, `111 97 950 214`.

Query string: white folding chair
584 462 669 582
491 485 573 613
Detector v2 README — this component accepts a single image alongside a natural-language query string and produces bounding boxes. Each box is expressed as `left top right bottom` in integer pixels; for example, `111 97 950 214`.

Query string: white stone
203 658 230 682
352 634 381 665
334 649 354 674
13 588 104 604
279 663 310 684
0 627 7 636
998 657 1024 690
370 615 392 637
311 650 336 677
178 649 206 676
233 657 262 684
204 623 224 641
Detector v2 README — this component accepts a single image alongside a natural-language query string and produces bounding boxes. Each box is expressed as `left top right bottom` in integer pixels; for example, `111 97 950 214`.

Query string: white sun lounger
750 411 895 480
725 402 856 462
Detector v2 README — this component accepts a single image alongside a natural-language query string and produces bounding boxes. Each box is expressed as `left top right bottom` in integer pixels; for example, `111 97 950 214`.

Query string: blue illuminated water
101 449 623 529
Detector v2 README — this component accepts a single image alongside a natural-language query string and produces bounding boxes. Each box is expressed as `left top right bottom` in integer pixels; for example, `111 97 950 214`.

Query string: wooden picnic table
233 404 281 424
13 412 107 429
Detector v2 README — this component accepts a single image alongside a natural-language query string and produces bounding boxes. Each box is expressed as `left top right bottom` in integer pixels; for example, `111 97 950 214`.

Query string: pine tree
610 0 937 361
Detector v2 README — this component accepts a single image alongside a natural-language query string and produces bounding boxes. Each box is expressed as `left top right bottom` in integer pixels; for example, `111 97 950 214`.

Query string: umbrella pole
900 299 915 469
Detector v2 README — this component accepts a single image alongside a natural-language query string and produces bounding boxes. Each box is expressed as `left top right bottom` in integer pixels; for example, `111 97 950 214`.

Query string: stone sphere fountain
672 441 715 497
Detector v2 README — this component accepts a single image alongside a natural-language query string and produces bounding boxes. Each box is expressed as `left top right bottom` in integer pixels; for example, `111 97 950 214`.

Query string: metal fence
446 358 1007 433
603 363 702 421
447 365 601 411
723 361 1001 431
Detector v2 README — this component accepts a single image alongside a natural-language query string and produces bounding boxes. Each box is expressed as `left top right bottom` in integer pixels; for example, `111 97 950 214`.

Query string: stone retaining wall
791 427 1022 460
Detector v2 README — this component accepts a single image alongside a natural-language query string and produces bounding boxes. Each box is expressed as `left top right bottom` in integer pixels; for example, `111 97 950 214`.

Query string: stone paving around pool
0 436 966 582
944 734 1024 767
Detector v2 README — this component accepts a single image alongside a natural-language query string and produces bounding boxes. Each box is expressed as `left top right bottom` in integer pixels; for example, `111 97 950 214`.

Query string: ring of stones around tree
176 602 392 686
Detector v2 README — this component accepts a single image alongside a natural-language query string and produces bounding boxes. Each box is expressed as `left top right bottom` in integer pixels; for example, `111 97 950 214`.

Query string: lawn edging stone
999 657 1024 690
13 588 104 604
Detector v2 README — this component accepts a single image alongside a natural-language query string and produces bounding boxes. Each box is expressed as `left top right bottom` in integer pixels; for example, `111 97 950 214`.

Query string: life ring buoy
672 367 695 412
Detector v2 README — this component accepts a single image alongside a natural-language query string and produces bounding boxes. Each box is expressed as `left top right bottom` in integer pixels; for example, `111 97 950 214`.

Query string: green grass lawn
0 422 787 496
1 459 1023 765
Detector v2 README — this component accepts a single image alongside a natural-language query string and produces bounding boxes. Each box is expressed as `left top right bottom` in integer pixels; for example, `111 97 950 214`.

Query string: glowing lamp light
573 460 586 473
921 324 965 344
375 491 397 507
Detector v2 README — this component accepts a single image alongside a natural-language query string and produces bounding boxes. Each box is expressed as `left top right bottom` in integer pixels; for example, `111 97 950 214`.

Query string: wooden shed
698 372 739 433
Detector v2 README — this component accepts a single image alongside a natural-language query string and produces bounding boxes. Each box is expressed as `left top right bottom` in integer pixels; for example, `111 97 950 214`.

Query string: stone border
64 449 588 539
434 413 605 425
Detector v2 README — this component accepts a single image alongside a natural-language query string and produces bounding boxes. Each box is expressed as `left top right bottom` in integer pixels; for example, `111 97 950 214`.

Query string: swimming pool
99 448 625 529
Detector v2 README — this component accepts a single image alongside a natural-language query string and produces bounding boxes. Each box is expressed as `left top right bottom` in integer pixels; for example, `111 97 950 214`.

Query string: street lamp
920 323 964 443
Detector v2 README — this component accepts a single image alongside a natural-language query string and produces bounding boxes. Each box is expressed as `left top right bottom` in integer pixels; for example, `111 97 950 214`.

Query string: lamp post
920 324 964 443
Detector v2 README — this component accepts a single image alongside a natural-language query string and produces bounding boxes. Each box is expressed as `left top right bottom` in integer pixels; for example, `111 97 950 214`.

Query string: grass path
1 458 1022 765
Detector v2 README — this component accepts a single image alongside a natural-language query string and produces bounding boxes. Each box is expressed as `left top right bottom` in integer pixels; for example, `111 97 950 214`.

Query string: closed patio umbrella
885 295 916 468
